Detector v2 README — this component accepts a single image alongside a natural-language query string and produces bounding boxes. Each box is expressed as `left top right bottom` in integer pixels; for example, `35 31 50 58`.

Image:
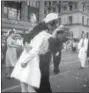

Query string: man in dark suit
53 39 62 74
53 25 69 74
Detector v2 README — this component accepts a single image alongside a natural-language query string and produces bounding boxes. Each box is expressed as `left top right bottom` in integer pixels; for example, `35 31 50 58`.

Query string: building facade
1 1 39 35
39 0 89 38
1 0 89 38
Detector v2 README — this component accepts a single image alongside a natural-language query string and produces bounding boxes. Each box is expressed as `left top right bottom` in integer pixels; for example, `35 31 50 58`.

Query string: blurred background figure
86 32 89 65
16 34 23 60
30 13 37 27
1 34 7 65
5 29 18 79
81 31 85 38
72 39 77 53
52 25 64 74
78 33 88 69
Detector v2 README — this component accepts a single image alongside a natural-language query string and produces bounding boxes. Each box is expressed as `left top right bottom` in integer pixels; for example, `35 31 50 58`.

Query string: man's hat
43 13 59 23
12 29 16 33
59 25 65 31
56 25 65 34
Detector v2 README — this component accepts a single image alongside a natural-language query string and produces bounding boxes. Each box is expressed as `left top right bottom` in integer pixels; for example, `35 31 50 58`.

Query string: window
74 2 78 9
82 16 84 25
17 10 20 20
53 7 56 12
44 1 47 6
69 1 73 11
63 6 67 11
58 6 61 13
8 8 17 19
69 5 72 11
83 4 85 12
29 1 30 5
44 8 47 14
69 16 72 24
7 7 21 20
49 1 51 5
59 18 61 25
87 18 89 25
48 7 51 12
4 6 8 18
52 1 56 5
36 1 40 8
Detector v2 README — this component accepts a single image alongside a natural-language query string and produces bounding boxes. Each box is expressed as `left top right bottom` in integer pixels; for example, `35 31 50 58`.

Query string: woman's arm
7 38 17 48
21 47 39 64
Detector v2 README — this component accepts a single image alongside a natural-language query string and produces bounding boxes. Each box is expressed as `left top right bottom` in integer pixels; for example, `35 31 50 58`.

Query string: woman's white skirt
6 48 17 67
11 50 41 88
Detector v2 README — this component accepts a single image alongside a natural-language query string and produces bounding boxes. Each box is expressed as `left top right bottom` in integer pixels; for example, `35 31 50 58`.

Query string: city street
1 51 89 92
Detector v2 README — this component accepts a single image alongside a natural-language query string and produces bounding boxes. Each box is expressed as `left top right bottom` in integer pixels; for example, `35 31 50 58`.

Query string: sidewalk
2 51 89 92
50 66 89 92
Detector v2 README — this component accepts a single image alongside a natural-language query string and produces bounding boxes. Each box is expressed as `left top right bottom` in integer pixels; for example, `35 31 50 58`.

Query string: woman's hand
21 62 28 68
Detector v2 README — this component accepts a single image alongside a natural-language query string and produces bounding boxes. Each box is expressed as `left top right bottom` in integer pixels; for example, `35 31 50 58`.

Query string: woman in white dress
11 13 60 92
5 29 17 78
78 33 88 69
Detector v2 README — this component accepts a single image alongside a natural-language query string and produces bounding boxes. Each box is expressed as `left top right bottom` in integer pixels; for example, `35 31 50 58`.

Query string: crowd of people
2 13 89 93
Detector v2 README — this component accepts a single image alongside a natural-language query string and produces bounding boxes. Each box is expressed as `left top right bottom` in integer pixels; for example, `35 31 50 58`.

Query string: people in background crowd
87 32 89 65
72 39 77 53
16 34 23 59
78 33 88 69
1 35 7 65
5 29 18 78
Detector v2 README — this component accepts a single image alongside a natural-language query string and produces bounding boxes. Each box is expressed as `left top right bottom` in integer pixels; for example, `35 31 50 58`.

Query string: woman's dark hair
23 21 48 44
48 19 58 26
9 30 14 36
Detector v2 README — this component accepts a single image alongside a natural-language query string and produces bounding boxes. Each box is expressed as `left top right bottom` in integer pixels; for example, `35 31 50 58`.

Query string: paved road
1 51 89 92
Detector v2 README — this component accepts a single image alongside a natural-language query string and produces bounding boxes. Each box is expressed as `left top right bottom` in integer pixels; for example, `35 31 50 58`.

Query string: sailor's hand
55 52 59 56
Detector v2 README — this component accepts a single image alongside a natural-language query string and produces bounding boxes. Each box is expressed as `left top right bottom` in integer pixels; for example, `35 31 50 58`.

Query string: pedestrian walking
72 39 77 53
52 25 65 74
5 29 18 78
52 24 70 74
78 33 88 69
